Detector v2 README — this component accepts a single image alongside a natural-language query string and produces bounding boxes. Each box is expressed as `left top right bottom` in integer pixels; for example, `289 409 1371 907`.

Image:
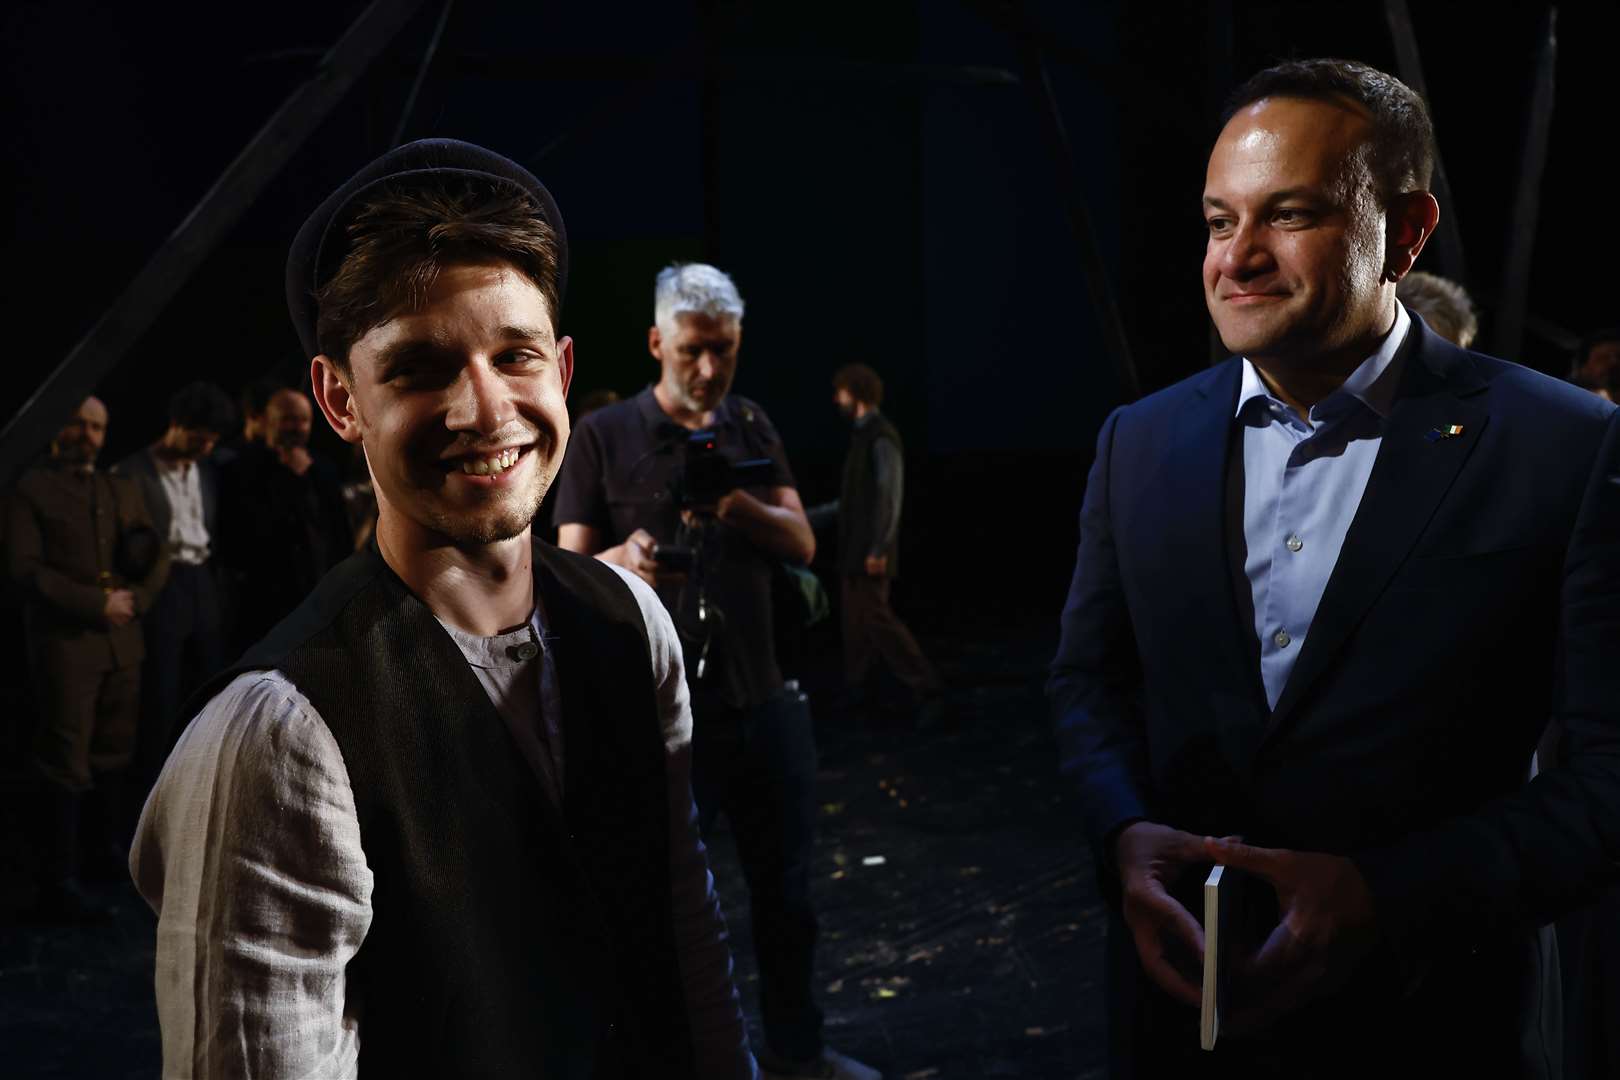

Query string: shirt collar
635 383 737 439
855 409 881 428
1235 302 1412 423
435 608 548 672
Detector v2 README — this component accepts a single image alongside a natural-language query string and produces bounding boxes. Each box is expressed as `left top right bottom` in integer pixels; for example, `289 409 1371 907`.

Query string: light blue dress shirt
1239 303 1412 709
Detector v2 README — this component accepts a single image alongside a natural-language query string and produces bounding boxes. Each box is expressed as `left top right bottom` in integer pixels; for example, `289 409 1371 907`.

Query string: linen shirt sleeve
604 563 759 1080
130 671 374 1080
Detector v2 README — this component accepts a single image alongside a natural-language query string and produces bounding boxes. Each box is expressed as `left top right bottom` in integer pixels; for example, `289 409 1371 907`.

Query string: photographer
555 263 876 1080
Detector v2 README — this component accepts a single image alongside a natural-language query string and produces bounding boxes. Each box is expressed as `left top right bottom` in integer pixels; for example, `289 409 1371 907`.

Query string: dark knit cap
284 138 568 359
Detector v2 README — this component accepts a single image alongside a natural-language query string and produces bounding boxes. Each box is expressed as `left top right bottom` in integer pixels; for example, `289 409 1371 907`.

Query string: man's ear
647 325 662 363
557 336 575 399
1385 191 1441 282
310 355 364 445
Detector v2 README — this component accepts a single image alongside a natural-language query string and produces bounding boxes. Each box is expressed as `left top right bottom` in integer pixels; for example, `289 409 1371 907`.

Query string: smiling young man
130 140 755 1080
1050 60 1620 1077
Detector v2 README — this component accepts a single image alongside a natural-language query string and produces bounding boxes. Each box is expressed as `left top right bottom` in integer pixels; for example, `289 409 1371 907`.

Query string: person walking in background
6 396 169 921
809 363 942 729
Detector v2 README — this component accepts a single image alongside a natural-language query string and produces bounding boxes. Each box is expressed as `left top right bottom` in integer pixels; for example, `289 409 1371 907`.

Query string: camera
675 428 775 508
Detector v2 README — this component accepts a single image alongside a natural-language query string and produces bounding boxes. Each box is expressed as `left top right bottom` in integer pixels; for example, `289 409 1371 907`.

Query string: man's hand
276 445 314 477
103 588 136 628
708 486 816 563
1205 836 1376 1033
1116 821 1210 1008
597 528 686 590
864 554 888 577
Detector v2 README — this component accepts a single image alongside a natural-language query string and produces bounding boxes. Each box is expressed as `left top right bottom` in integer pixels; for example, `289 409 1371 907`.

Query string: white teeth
458 448 522 476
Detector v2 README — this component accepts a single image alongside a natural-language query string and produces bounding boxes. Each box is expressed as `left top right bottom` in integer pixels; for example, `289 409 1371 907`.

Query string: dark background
3 0 1616 628
3 4 1618 1074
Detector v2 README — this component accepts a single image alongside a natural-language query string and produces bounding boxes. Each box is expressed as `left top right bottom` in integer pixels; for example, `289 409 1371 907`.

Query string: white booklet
1200 864 1228 1050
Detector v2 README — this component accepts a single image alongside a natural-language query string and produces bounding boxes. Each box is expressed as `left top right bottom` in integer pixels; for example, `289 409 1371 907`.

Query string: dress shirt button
1286 535 1303 553
1273 629 1292 649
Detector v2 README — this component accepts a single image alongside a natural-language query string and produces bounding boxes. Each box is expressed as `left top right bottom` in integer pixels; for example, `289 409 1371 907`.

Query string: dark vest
194 540 696 1079
838 412 903 576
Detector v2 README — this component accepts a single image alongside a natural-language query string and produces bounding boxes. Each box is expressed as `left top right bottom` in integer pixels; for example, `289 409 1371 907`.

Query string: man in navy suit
1050 58 1620 1078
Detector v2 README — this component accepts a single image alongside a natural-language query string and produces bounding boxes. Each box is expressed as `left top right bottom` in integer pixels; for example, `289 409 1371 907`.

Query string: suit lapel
1153 360 1272 768
1266 324 1490 736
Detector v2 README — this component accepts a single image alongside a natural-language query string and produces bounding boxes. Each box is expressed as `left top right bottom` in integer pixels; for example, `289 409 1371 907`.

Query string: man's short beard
424 472 552 547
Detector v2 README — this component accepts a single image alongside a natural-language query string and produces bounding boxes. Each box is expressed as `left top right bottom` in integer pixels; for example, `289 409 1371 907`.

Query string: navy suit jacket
1050 318 1620 1057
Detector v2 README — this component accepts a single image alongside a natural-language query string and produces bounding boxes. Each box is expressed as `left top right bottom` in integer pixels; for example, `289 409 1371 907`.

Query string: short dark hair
832 363 884 408
168 381 236 434
315 178 562 372
240 374 286 420
1223 58 1436 206
1571 327 1620 382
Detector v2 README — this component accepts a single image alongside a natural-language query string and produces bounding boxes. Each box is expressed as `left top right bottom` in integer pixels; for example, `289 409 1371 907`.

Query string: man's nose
1218 221 1274 279
445 363 511 434
696 354 718 380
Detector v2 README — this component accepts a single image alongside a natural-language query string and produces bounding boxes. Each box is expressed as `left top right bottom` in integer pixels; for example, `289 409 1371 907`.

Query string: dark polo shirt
552 386 797 709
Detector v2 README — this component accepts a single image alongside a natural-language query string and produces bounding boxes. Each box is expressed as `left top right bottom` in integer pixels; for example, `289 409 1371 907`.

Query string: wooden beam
1012 32 1141 401
1492 5 1557 359
0 0 430 487
1383 0 1470 287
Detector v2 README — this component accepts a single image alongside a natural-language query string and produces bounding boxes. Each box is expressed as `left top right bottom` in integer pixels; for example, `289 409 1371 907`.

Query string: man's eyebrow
1202 188 1327 210
375 338 446 367
497 324 554 345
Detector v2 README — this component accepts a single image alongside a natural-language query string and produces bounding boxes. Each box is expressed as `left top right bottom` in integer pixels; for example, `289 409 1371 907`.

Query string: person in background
574 387 621 419
6 396 169 920
555 263 878 1080
1569 327 1620 401
218 387 353 650
808 363 942 729
117 381 234 780
1395 269 1477 348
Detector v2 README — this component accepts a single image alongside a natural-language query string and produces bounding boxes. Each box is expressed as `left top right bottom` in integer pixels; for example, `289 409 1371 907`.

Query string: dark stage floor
1 620 1109 1079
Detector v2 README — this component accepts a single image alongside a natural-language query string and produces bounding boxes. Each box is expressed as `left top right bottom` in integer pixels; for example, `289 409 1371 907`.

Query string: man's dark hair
1568 327 1620 384
315 178 562 373
1223 58 1436 206
832 363 884 408
168 381 236 434
1574 328 1620 365
240 374 287 420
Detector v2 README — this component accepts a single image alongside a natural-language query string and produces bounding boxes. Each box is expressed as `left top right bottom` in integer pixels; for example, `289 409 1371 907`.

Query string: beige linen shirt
132 564 756 1079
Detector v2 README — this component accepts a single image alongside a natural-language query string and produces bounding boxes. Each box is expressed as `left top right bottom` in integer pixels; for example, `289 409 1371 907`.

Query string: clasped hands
1116 821 1376 1034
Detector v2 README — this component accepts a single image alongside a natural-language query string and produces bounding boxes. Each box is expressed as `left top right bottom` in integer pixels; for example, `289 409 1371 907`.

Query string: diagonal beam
0 0 430 488
391 0 456 147
1012 34 1141 401
1492 5 1557 360
1383 0 1469 286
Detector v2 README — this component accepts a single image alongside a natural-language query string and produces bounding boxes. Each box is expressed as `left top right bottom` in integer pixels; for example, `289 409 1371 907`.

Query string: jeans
690 685 823 1060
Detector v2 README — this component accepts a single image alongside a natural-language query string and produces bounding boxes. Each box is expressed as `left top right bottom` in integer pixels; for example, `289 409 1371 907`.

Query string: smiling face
1202 96 1393 369
315 261 573 548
